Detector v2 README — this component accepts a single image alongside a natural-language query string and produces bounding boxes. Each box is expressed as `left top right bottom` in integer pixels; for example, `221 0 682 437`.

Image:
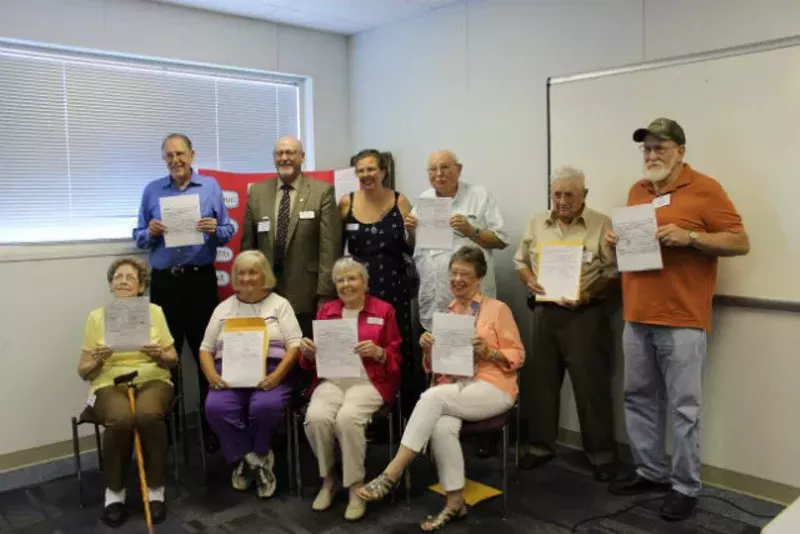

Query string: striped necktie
274 183 292 270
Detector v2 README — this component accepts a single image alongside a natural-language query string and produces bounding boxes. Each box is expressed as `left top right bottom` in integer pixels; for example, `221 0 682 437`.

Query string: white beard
644 163 671 182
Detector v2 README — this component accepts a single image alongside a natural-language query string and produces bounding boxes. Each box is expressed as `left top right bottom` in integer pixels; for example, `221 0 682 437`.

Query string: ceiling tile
150 0 465 34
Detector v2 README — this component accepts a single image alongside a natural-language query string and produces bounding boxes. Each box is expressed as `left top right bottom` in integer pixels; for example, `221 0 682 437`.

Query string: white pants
401 380 514 492
303 380 384 487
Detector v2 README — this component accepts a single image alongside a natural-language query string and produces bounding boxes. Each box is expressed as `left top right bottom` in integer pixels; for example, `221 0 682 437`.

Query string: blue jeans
622 321 706 497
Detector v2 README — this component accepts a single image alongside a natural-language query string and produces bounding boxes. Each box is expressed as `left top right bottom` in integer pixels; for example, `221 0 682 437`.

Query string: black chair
70 393 181 508
292 393 402 500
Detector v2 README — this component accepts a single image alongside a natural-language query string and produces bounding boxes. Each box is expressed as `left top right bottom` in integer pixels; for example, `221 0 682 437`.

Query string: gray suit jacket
241 174 342 314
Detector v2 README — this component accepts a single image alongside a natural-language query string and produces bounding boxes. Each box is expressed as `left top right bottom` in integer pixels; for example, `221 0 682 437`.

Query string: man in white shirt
404 150 509 425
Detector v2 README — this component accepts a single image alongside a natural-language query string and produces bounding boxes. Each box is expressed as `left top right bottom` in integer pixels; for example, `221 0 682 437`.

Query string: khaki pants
522 302 616 466
303 380 383 487
92 380 173 491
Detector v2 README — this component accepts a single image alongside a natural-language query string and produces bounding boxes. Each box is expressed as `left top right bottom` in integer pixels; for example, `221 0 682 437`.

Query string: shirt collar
545 205 587 228
161 170 202 189
326 295 383 317
637 163 694 196
448 292 485 313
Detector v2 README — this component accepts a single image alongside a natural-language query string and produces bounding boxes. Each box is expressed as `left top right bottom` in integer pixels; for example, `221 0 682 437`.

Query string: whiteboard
548 37 800 303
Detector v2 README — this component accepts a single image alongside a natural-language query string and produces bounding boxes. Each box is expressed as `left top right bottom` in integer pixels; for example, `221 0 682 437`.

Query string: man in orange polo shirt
606 118 750 521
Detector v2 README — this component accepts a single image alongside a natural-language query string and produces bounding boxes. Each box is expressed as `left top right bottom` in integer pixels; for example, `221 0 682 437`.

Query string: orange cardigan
423 293 525 399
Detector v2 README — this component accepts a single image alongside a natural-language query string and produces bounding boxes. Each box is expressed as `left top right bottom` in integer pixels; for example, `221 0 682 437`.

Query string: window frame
0 38 312 261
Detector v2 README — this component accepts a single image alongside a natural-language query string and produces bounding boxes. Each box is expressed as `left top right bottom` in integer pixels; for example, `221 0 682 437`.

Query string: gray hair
332 257 369 284
107 257 150 295
551 165 586 189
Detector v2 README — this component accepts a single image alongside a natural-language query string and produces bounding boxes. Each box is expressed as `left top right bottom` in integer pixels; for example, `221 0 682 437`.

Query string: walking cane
113 371 154 533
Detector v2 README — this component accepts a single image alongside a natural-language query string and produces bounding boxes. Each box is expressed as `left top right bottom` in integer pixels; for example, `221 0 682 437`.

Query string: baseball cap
632 118 686 145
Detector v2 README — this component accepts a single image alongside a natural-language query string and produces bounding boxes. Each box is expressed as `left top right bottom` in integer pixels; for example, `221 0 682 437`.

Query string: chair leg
514 405 520 468
170 413 181 498
388 412 395 504
94 424 103 472
71 418 84 509
285 407 294 492
293 413 303 498
403 416 411 506
197 405 208 482
502 424 509 519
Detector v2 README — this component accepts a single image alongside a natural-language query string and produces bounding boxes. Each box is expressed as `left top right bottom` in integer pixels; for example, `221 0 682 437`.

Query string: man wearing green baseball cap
605 118 750 521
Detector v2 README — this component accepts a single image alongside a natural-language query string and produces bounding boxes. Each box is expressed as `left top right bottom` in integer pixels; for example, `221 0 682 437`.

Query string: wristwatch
471 226 482 240
688 231 698 245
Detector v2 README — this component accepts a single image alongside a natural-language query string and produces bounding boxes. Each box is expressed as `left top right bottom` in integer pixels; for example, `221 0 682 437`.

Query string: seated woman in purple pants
199 250 303 499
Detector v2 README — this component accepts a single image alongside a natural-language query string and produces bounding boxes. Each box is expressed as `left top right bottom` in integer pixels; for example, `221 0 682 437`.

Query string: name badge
299 210 315 220
582 250 593 263
346 223 359 232
653 194 671 208
86 393 96 407
258 220 270 233
367 317 384 326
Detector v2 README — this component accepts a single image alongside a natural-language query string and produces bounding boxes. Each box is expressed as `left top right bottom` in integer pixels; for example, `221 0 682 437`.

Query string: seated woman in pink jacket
357 245 525 531
298 257 402 521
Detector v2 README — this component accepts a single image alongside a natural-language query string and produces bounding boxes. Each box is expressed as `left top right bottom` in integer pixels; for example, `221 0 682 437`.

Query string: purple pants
205 355 294 464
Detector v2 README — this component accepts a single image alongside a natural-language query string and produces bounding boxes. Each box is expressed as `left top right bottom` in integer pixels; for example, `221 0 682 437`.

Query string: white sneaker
231 460 251 491
254 450 276 499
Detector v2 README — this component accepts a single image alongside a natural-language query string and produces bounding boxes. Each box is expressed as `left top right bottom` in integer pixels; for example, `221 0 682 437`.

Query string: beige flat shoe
344 497 366 521
312 479 339 511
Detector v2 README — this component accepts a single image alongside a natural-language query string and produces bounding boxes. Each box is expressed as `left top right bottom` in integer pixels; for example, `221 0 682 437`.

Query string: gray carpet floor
0 438 782 533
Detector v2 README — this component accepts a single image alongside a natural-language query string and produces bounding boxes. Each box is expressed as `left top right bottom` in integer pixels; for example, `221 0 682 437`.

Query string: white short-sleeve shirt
200 292 303 359
412 181 508 331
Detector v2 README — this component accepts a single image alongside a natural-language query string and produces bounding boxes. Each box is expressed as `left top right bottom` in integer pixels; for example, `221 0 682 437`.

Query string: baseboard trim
557 428 800 505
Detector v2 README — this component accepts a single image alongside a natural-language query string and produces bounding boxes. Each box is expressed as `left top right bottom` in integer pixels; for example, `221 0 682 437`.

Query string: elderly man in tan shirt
513 166 618 481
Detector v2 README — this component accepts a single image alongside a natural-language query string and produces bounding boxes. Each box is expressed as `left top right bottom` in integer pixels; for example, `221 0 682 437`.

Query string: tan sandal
419 505 468 531
356 473 399 502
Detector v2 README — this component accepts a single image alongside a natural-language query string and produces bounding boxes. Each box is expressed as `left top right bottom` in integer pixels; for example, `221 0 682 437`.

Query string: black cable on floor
569 494 777 533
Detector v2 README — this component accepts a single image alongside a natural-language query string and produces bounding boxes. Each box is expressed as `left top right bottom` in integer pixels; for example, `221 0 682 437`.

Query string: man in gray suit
241 136 342 336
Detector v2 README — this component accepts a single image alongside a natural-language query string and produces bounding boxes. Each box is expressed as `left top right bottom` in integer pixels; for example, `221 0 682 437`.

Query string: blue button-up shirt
133 171 234 270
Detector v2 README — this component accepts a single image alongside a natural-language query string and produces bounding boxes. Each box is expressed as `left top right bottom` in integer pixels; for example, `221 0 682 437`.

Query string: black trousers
150 264 219 427
521 301 616 466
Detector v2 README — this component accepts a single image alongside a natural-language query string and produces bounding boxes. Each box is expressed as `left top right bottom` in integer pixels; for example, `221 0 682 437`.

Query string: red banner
199 169 335 301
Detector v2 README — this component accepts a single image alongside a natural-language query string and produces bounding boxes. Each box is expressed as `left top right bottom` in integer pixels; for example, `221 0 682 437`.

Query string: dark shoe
101 502 128 528
593 463 618 482
660 490 697 521
518 452 555 470
609 474 671 495
150 500 167 524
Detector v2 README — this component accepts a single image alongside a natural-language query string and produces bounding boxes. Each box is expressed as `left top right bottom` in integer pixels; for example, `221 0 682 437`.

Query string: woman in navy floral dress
339 150 418 415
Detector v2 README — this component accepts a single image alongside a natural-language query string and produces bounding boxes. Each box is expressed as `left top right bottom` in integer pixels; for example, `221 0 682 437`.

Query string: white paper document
612 204 663 272
313 319 361 379
431 313 475 377
537 244 583 301
415 197 453 250
160 194 203 248
334 167 360 201
222 330 265 388
104 297 151 352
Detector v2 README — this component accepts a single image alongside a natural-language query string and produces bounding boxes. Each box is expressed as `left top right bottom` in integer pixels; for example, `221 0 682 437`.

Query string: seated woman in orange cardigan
356 245 525 531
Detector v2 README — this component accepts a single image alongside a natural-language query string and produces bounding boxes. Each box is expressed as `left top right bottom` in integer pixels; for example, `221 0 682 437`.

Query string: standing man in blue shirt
133 133 234 452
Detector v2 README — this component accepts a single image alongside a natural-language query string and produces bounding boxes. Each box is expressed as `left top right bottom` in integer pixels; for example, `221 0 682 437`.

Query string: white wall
350 0 800 490
0 0 350 458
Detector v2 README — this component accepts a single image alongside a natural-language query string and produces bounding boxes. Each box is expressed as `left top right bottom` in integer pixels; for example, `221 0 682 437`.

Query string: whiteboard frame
545 34 800 313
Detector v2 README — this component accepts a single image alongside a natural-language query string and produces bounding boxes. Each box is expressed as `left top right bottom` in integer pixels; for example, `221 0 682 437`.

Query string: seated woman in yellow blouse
77 257 178 528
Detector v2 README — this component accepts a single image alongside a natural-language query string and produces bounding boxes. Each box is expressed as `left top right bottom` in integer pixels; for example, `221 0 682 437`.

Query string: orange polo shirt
622 163 744 331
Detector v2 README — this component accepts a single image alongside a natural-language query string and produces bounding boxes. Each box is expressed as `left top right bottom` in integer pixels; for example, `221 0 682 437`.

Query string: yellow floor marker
428 479 502 506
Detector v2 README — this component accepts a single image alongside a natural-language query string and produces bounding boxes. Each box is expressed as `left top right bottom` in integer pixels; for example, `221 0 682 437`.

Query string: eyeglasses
112 273 139 283
639 144 675 156
274 149 299 158
427 164 453 175
162 151 190 161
